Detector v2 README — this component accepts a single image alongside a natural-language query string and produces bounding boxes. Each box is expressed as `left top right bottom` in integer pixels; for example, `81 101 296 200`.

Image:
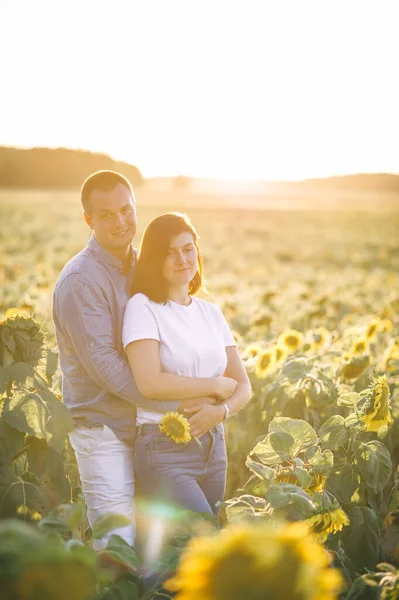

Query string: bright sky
1 0 398 181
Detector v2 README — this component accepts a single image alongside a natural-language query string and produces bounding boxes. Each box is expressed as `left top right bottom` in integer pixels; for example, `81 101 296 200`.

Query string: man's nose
114 212 125 227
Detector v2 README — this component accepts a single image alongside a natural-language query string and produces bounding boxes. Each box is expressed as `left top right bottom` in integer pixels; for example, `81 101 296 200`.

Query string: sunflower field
1 187 399 600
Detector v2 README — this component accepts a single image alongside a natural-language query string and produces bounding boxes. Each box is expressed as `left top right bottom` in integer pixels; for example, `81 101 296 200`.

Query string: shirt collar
88 234 136 273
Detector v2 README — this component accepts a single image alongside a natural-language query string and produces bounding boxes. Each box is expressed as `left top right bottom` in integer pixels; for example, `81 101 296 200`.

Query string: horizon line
1 143 399 184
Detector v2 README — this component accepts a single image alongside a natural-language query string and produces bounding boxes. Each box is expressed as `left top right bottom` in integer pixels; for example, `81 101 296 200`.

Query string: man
52 170 178 549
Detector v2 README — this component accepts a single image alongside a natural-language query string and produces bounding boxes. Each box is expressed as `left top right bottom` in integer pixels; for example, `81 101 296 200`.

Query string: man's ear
83 212 94 230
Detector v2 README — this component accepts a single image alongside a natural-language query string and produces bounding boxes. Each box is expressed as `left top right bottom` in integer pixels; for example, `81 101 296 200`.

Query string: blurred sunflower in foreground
165 521 343 600
159 412 191 443
359 375 392 433
279 329 304 353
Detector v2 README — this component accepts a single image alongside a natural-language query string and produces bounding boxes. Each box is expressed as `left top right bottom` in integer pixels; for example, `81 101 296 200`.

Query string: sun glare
1 0 398 181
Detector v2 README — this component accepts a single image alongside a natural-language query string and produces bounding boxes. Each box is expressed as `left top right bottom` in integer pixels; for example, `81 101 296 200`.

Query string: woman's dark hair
130 212 203 304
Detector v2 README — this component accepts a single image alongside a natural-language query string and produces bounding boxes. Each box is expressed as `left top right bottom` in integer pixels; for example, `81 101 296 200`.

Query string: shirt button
89 342 94 348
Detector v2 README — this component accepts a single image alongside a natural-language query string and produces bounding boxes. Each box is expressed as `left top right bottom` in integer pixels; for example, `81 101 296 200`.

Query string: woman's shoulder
126 292 157 310
192 297 223 317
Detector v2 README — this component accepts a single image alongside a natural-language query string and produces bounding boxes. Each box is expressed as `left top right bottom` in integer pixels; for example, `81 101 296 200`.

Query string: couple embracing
52 170 251 550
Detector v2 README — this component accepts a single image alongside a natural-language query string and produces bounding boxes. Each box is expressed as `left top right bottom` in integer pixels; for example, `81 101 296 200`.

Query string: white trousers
69 425 135 550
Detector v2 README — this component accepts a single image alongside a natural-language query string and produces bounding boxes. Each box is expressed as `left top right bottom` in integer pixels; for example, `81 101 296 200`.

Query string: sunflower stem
193 436 203 450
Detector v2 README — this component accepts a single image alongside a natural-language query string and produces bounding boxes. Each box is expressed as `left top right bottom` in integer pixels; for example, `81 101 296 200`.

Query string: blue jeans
133 423 227 516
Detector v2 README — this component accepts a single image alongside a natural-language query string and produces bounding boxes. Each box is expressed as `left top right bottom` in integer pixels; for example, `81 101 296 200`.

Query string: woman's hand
183 404 225 438
213 377 237 401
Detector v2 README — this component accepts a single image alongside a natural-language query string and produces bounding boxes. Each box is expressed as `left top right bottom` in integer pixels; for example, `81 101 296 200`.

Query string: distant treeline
297 173 399 192
0 146 398 192
0 146 143 189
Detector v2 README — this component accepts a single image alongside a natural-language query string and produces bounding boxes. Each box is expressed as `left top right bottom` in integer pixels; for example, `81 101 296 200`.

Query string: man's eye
101 214 112 220
122 206 133 214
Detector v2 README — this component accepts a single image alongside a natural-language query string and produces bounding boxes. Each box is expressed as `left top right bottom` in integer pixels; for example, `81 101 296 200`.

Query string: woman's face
162 231 198 288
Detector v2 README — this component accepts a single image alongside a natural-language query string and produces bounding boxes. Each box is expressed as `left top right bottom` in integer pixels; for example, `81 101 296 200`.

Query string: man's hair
81 170 135 216
130 212 203 304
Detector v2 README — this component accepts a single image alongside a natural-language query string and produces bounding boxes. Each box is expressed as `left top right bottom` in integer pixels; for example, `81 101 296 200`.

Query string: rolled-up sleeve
55 274 177 413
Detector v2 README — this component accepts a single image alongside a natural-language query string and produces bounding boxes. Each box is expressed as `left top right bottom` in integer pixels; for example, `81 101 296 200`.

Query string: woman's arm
125 339 237 401
184 346 252 437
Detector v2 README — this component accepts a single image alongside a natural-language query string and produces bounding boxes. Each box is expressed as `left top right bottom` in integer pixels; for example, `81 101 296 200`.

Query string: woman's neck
167 285 191 306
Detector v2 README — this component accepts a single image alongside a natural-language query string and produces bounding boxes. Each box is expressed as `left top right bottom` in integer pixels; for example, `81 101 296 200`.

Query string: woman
122 212 251 517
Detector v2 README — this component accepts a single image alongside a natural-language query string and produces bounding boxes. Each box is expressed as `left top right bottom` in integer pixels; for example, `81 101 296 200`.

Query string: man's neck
96 237 132 269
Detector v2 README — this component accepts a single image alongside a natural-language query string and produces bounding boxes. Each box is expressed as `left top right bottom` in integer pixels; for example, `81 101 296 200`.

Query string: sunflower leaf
92 513 132 540
337 392 359 408
353 440 392 494
342 507 381 571
245 456 275 484
269 417 318 457
319 415 350 450
265 484 315 519
326 464 360 504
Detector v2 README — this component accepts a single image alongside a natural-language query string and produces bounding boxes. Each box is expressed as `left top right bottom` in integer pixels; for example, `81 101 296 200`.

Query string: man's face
84 183 137 252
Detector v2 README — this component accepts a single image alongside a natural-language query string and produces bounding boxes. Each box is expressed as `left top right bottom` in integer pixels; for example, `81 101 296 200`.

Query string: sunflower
242 342 262 360
379 319 393 334
279 329 304 353
274 470 299 486
391 297 399 314
365 319 380 340
341 355 370 380
5 307 30 318
305 473 327 494
159 412 191 444
359 375 392 433
311 327 331 351
274 344 286 364
351 337 369 355
383 346 399 373
306 508 350 543
302 342 314 353
255 349 275 378
252 313 273 328
380 579 399 600
165 521 343 600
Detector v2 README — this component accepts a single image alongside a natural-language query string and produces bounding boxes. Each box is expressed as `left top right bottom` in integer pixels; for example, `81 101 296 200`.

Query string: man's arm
53 273 178 413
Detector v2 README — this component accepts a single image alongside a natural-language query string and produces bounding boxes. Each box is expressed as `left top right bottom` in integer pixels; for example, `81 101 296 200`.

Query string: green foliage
0 316 73 518
92 514 134 541
0 518 97 600
1 192 399 597
353 441 392 494
342 507 382 571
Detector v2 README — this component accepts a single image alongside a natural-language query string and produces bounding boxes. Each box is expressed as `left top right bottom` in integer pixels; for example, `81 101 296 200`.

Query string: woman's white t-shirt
122 293 237 424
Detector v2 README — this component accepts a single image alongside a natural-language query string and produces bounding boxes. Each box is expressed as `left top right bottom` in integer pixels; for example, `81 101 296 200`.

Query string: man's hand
178 396 217 413
183 404 225 438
